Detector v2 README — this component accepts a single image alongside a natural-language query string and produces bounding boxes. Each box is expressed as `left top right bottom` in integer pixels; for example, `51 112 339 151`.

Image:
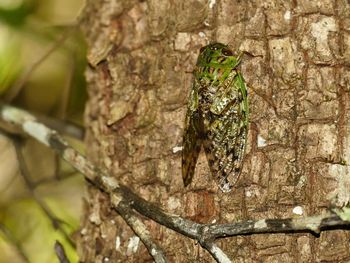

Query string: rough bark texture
78 0 350 262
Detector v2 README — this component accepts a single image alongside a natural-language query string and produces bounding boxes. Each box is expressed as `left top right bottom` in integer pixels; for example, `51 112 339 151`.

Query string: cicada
182 43 248 192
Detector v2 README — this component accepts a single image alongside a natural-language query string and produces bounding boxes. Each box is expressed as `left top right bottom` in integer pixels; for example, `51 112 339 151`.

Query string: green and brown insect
182 43 248 192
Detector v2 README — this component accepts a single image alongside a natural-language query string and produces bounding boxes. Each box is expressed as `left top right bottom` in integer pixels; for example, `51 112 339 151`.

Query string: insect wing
182 84 203 186
203 73 248 192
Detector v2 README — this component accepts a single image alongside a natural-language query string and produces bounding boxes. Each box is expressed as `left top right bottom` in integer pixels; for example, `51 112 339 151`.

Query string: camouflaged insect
182 43 248 193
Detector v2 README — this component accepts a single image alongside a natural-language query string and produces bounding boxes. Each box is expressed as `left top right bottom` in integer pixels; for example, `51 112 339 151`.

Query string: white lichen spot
151 248 157 256
284 10 291 20
115 236 121 251
219 182 232 193
167 196 181 210
174 32 191 51
111 219 116 224
211 219 217 224
89 211 101 225
204 21 210 26
211 245 231 263
1 105 34 124
295 172 302 184
80 228 88 235
257 135 267 147
246 190 252 197
306 216 322 233
198 32 206 38
293 206 303 215
311 17 337 42
101 234 107 239
328 164 350 206
345 130 350 164
102 176 119 190
63 148 76 162
254 219 267 229
172 145 183 153
103 257 109 262
209 0 216 9
23 121 51 146
293 214 323 233
126 236 140 255
111 194 123 207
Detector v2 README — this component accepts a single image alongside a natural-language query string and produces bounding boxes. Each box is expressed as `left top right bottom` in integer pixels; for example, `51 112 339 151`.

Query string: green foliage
0 37 21 95
0 0 37 26
0 0 86 262
0 195 81 263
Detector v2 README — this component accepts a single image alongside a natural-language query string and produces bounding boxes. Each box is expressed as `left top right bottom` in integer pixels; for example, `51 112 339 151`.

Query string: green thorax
194 43 241 85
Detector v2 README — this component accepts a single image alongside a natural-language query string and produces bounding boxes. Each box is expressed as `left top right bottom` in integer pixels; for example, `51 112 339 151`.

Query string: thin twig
36 114 85 140
5 27 76 102
2 103 350 263
203 243 231 263
0 223 30 263
203 213 349 239
9 134 76 248
33 171 78 187
54 240 71 263
116 200 167 263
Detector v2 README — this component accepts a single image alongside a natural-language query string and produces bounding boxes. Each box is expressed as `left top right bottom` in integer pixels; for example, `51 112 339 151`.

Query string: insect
182 43 248 192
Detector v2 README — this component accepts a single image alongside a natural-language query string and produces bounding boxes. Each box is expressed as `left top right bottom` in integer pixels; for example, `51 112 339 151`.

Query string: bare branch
35 114 84 141
203 243 232 263
204 213 349 239
116 200 167 263
2 103 350 263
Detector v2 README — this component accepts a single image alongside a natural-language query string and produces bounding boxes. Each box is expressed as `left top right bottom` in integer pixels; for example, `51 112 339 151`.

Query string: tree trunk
78 0 350 262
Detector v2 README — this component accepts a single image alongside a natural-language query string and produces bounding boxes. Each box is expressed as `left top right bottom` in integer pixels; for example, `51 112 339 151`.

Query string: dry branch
54 240 71 263
1 103 350 263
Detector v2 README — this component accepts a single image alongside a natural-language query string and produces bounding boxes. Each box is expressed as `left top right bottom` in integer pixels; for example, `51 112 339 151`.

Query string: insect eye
222 49 233 56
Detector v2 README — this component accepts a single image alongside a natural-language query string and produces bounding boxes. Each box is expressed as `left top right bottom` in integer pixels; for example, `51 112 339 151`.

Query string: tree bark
78 0 350 262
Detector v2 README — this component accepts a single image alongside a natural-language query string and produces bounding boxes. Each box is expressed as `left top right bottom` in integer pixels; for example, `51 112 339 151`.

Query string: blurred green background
0 0 86 262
